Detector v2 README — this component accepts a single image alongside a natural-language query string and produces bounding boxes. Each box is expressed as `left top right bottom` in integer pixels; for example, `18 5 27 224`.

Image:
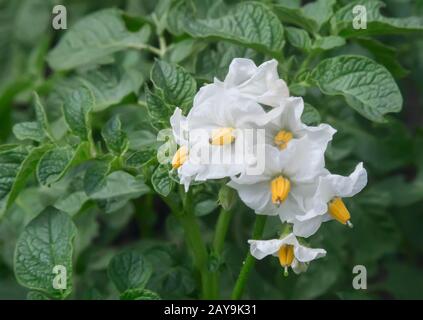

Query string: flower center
328 197 353 228
278 244 294 276
274 130 293 150
270 176 291 205
209 127 235 145
171 146 188 169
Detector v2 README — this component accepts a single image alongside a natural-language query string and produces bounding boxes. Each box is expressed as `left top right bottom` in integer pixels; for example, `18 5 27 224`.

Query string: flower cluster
169 58 367 275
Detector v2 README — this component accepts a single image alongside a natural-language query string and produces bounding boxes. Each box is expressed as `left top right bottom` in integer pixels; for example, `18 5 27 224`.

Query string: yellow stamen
274 130 293 150
171 146 188 169
271 176 291 205
328 197 353 227
278 245 294 276
209 127 235 145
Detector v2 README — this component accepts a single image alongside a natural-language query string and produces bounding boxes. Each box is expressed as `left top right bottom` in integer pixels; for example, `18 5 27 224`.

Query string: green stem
294 51 318 81
213 208 233 254
231 215 267 300
178 207 213 299
129 43 162 56
158 35 167 57
161 191 213 299
209 208 234 299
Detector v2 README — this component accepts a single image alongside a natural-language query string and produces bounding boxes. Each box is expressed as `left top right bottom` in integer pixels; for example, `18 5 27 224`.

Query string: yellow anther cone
171 146 188 169
274 130 293 150
210 127 235 145
328 197 353 227
278 245 294 276
271 176 291 205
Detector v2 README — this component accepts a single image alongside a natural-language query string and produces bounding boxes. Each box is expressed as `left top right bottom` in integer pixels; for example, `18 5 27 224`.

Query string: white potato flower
228 143 327 217
212 58 289 108
242 96 336 151
170 87 284 190
249 233 326 275
290 163 368 238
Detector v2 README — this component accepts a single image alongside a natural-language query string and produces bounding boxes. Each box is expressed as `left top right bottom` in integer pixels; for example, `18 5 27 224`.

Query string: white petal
278 233 300 246
220 58 289 107
294 244 326 263
222 58 258 87
188 91 265 130
283 136 327 183
291 259 309 274
228 180 277 215
292 215 324 238
278 192 306 222
299 123 337 147
248 239 285 260
170 107 188 145
316 162 368 200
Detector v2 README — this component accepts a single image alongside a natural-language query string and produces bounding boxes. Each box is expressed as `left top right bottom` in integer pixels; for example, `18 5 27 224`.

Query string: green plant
1 0 423 300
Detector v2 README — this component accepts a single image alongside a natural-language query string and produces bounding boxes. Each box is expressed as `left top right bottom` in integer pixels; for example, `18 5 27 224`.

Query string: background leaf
47 9 151 71
14 207 77 299
102 115 129 155
311 55 403 122
181 2 285 57
108 250 153 293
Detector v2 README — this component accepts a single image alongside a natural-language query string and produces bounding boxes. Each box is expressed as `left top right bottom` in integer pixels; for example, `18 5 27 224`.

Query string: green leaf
54 191 90 217
13 92 53 142
167 39 206 64
33 92 51 138
195 42 261 82
47 9 151 71
301 103 321 126
334 0 423 37
108 250 153 293
120 288 161 300
89 171 150 200
13 122 44 142
285 27 311 51
274 5 317 34
27 291 50 300
274 0 336 33
48 65 144 113
356 38 409 78
0 145 51 218
151 60 196 111
37 143 91 186
181 2 285 57
312 36 345 51
145 87 174 130
125 149 156 168
102 115 129 155
194 199 218 217
310 55 402 122
62 86 95 140
301 0 336 30
83 159 112 196
14 207 77 299
151 164 174 197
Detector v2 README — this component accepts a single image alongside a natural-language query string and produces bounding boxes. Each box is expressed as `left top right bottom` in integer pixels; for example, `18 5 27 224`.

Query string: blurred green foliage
0 0 423 300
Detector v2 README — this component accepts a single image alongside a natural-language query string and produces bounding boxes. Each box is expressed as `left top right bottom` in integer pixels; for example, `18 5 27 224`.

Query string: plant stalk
231 215 267 300
163 190 213 299
209 208 234 298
